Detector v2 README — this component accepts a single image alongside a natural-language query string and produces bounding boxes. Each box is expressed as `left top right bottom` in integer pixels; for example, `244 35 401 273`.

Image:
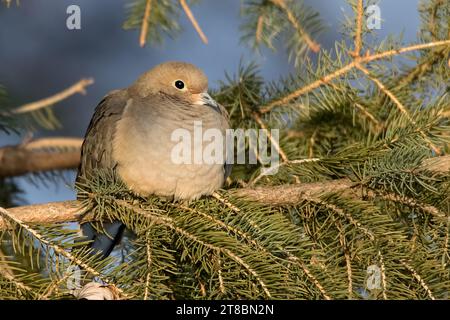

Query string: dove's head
131 61 218 109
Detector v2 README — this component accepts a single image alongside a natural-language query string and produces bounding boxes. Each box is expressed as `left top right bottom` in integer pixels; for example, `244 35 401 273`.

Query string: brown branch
0 138 82 178
0 201 85 229
10 79 94 114
400 260 435 300
237 179 353 206
271 0 320 53
351 0 364 57
139 0 152 47
337 222 353 299
354 102 381 129
180 0 208 44
256 15 264 44
260 40 450 113
378 250 388 300
252 112 288 162
1 155 449 227
355 64 441 155
394 47 447 90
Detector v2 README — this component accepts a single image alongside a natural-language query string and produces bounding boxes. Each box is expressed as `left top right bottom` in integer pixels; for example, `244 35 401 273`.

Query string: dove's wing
76 89 129 184
76 90 129 259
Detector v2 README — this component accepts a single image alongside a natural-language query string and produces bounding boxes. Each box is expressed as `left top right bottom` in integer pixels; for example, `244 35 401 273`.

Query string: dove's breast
112 95 229 200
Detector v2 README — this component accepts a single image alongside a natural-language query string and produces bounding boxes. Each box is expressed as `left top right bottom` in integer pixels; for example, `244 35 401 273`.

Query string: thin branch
144 232 152 300
378 250 387 300
249 157 320 186
354 102 381 129
39 272 72 300
217 254 225 294
286 254 331 300
23 137 83 150
271 0 320 53
252 112 288 161
356 64 441 154
0 201 86 229
139 0 152 47
308 128 318 158
10 79 94 114
255 15 264 44
260 40 450 113
351 0 364 57
356 65 411 117
180 0 208 44
400 260 435 300
337 222 353 299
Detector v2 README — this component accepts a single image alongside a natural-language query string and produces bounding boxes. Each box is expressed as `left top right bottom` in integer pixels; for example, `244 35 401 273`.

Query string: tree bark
0 140 81 178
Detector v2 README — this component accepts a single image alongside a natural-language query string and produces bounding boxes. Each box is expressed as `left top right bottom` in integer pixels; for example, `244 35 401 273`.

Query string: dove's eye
174 80 185 90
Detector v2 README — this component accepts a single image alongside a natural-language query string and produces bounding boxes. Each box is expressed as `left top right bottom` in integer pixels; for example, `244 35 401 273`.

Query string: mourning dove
77 61 231 258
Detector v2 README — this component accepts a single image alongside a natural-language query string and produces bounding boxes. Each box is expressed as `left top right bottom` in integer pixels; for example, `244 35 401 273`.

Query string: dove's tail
80 221 125 259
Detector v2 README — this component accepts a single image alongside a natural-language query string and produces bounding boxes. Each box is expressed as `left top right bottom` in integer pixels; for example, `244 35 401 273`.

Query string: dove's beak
199 92 220 111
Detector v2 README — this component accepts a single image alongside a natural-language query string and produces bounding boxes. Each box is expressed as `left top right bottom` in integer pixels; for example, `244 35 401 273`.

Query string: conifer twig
355 63 441 154
270 0 320 52
400 260 435 300
260 40 450 113
0 249 34 296
10 78 94 114
2 155 450 227
249 158 320 186
0 207 128 299
378 250 387 300
337 223 353 299
144 233 152 300
255 15 265 44
180 0 208 44
351 0 364 57
139 0 152 47
23 137 83 150
252 112 288 162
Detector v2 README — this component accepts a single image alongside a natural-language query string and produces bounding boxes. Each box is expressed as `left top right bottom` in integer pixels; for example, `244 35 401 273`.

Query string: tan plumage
78 61 230 200
76 61 231 258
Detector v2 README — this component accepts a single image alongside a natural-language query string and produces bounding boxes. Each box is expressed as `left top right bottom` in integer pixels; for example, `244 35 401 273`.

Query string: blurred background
0 0 422 205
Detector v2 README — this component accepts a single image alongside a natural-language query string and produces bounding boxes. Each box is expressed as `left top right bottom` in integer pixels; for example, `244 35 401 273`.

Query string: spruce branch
270 0 320 53
8 78 94 115
179 0 208 44
252 112 288 162
400 260 436 300
112 199 274 298
261 40 450 113
0 201 85 229
139 0 153 47
350 0 364 58
255 15 264 44
355 63 441 154
378 250 387 300
4 153 449 227
337 222 353 299
0 207 128 299
0 248 34 297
